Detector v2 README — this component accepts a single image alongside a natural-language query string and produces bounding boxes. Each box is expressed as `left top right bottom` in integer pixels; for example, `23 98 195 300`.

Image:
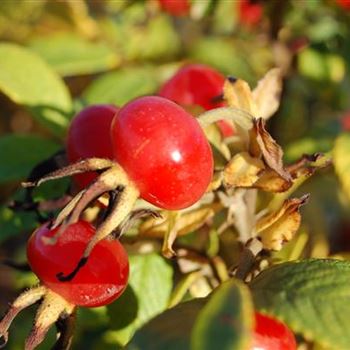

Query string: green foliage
108 253 173 345
0 134 60 183
250 259 350 350
29 33 120 76
191 279 253 350
0 44 72 136
130 279 253 350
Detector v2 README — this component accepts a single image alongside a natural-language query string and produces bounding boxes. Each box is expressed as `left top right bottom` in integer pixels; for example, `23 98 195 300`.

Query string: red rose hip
111 96 213 210
159 64 234 137
251 312 297 350
67 104 118 188
27 221 129 307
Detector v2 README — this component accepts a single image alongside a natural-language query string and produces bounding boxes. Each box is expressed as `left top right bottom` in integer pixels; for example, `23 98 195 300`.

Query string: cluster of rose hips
0 63 296 349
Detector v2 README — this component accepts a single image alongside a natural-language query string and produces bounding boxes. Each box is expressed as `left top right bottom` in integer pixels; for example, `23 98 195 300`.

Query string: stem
198 107 253 130
235 238 263 281
52 309 77 350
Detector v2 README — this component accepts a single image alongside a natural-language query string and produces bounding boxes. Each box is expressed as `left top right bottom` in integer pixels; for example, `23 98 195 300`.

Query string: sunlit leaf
0 43 72 135
29 33 120 76
252 68 283 120
83 67 159 106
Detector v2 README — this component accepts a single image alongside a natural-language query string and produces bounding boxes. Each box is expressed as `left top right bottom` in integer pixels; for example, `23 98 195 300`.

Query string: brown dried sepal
0 286 75 350
249 118 291 181
254 194 309 251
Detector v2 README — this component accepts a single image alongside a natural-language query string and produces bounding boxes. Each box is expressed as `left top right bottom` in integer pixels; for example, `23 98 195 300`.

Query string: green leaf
29 33 120 76
108 253 173 345
334 133 350 202
128 298 206 350
250 259 350 350
191 279 254 350
0 134 60 183
0 205 37 243
0 43 72 135
82 67 159 107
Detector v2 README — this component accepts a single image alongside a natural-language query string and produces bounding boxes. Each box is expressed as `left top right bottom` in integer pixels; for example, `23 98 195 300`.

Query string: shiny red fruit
158 0 190 16
67 104 118 188
252 312 297 350
159 64 226 111
111 96 213 210
27 221 129 307
337 0 350 10
238 0 263 27
159 64 234 137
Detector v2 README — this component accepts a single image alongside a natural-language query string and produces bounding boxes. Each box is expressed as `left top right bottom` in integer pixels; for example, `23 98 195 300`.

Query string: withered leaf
139 205 220 239
251 118 291 181
252 68 283 120
253 170 292 193
223 77 257 115
224 152 265 188
255 194 309 250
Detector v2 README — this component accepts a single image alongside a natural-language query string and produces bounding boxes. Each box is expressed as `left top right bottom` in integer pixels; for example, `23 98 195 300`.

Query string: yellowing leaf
255 195 309 250
224 152 264 188
223 77 257 115
252 68 283 120
140 205 220 239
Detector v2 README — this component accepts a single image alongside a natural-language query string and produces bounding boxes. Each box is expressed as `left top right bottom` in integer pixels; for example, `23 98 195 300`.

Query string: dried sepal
255 194 309 250
252 68 283 120
0 285 75 350
25 289 75 350
0 286 46 348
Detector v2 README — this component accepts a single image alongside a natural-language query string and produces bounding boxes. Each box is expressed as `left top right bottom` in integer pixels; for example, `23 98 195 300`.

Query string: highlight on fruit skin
0 221 129 350
22 96 213 280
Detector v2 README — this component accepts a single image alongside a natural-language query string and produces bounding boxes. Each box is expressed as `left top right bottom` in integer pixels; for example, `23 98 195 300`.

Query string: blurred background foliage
0 0 350 349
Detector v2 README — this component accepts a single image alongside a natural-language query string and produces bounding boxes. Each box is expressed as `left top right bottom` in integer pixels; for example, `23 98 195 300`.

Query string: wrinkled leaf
250 119 291 181
0 43 72 135
255 195 309 250
29 33 120 76
0 134 60 183
191 279 254 350
252 68 283 120
108 253 173 345
250 259 350 350
334 133 350 202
